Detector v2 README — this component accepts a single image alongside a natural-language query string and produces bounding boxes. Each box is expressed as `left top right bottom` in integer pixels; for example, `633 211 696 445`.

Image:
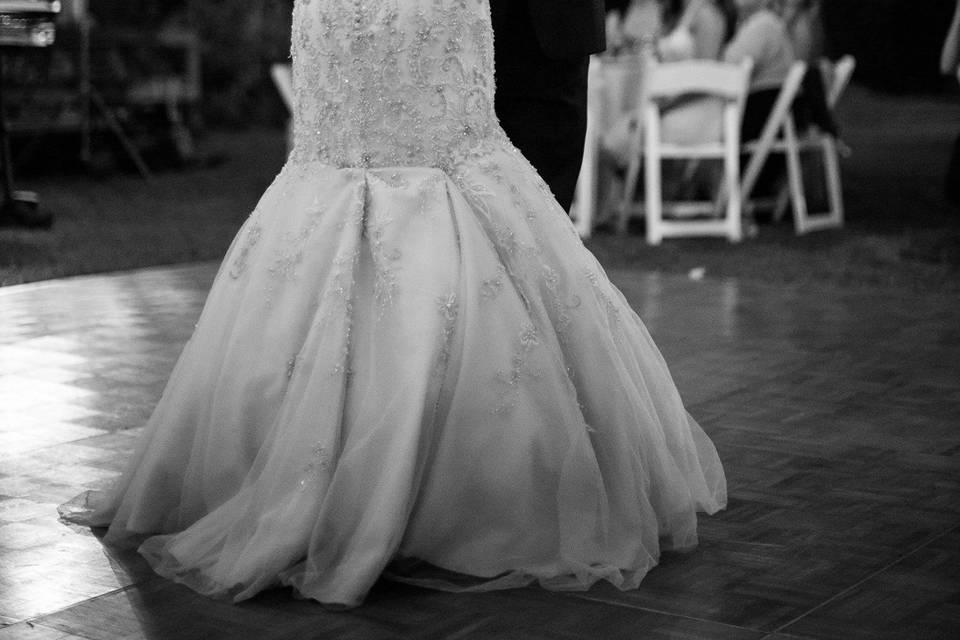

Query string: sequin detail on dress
290 0 503 171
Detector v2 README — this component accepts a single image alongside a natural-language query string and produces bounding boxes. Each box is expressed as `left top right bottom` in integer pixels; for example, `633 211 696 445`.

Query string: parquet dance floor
1 263 957 639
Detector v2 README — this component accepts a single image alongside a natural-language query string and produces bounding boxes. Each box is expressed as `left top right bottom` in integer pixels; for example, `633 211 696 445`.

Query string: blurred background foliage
823 0 958 94
86 0 958 125
90 0 294 126
3 1 956 286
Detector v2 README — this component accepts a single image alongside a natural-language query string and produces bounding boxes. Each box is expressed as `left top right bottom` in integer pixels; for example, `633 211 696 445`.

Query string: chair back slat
630 58 753 243
644 59 754 101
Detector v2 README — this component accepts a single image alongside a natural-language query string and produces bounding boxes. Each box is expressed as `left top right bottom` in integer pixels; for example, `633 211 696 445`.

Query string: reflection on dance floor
1 263 958 639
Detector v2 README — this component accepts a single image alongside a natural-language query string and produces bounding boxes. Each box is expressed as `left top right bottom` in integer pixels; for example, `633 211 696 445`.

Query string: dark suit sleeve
527 0 607 60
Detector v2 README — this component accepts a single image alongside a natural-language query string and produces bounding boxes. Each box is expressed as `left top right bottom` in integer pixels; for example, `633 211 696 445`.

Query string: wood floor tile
37 579 768 640
0 520 150 620
780 527 960 640
0 498 58 525
567 537 890 631
0 622 91 640
1 265 958 638
0 426 109 460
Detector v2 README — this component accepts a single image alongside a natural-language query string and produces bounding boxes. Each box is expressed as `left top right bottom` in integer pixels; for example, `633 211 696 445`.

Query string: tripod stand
0 2 58 228
0 46 52 227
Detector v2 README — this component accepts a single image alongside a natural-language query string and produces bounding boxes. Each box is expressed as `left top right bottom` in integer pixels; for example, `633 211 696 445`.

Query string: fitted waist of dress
287 125 511 172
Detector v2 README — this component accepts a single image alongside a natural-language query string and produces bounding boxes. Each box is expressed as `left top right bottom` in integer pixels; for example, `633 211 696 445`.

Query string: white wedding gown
60 0 726 607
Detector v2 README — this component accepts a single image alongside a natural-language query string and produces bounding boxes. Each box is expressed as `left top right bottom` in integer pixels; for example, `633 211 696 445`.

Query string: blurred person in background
723 0 795 141
942 0 960 204
776 0 837 145
659 0 732 62
605 0 634 52
620 0 664 53
603 0 794 166
778 0 824 64
613 0 730 59
607 0 634 18
944 0 960 80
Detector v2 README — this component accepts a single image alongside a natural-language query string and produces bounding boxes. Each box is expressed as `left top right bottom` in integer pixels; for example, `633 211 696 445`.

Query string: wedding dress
60 0 726 607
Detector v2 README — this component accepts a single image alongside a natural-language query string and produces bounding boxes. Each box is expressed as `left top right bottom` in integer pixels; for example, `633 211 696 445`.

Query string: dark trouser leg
495 63 588 212
742 89 786 198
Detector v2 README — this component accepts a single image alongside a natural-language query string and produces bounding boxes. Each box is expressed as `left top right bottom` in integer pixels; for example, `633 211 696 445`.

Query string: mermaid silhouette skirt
60 0 727 609
61 140 725 607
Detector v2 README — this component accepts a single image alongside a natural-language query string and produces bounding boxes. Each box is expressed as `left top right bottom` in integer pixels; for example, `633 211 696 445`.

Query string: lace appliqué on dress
269 198 329 281
435 292 459 375
297 442 331 491
229 222 263 279
289 0 497 172
493 321 544 416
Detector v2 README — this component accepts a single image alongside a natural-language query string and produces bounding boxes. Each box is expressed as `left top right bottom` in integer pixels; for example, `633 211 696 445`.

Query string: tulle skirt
60 139 726 607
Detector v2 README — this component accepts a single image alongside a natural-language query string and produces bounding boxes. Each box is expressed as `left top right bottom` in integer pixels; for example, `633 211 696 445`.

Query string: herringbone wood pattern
1 264 957 639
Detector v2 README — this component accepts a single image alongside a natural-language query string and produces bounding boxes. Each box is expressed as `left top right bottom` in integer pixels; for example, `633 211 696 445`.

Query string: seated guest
723 0 796 141
621 0 664 52
777 0 837 137
605 0 635 53
607 0 634 17
779 0 824 64
603 0 795 165
941 0 960 203
721 0 798 198
659 0 732 62
941 0 960 81
596 0 798 223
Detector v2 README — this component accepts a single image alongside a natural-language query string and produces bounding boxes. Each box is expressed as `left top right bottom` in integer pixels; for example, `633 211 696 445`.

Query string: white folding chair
785 54 856 233
739 61 807 231
621 58 753 244
743 57 854 235
823 55 856 110
270 63 295 113
270 63 295 153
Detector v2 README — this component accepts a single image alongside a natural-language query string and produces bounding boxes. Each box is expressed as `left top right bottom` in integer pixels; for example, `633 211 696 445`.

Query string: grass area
2 85 959 292
1 130 287 286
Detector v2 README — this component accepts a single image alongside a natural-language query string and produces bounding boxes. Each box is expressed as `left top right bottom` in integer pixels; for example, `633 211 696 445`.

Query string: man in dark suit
490 0 607 212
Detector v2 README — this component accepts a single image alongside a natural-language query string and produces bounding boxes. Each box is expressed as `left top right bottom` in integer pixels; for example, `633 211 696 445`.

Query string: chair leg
575 103 599 238
822 135 844 228
783 116 808 234
620 113 646 235
773 183 791 222
165 93 195 163
621 153 641 235
726 165 742 242
723 107 742 242
89 87 152 179
644 131 662 245
645 156 662 245
680 159 700 198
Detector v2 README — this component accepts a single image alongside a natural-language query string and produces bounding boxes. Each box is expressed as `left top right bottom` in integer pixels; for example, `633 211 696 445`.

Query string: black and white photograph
0 0 958 638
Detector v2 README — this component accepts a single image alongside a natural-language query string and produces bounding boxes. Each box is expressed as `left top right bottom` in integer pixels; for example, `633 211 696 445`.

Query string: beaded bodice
289 0 499 170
